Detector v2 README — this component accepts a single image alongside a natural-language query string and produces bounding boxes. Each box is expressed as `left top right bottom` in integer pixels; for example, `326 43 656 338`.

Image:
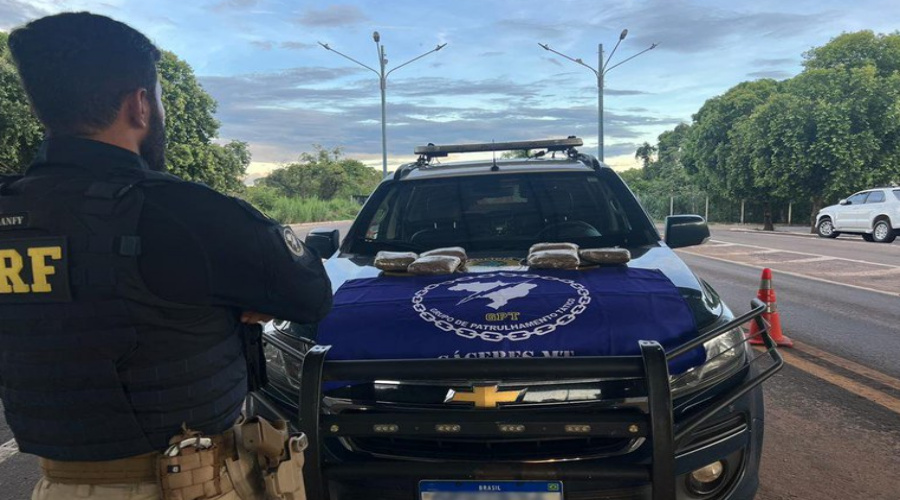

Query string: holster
237 417 307 500
241 417 288 470
263 436 307 500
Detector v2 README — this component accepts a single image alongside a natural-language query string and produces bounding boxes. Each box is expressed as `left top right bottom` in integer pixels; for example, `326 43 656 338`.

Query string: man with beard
0 12 331 500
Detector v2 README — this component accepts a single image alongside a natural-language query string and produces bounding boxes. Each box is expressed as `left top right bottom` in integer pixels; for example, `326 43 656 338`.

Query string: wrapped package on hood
421 246 468 264
408 255 462 275
529 242 579 254
527 248 580 269
374 251 418 272
580 248 631 265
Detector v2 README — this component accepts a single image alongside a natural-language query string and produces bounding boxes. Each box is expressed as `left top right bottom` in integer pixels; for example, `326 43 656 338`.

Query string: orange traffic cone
748 268 793 347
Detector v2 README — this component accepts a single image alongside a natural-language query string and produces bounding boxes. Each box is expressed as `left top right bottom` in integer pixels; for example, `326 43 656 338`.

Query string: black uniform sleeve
137 182 332 323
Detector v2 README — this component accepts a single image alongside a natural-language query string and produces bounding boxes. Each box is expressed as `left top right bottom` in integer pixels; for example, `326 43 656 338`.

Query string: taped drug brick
527 249 580 269
408 255 462 275
529 242 579 254
421 246 468 264
374 251 418 272
579 248 631 265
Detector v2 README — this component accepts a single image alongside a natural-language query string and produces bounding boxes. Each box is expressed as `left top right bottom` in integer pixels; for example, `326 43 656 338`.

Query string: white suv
816 188 900 243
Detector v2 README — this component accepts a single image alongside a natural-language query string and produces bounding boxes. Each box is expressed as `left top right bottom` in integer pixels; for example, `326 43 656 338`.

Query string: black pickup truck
250 138 782 500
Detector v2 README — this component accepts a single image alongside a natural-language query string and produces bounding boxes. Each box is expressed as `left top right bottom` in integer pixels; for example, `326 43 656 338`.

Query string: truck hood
315 244 723 373
323 244 723 329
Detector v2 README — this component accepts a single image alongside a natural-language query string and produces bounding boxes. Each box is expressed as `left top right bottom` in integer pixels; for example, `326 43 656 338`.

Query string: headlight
670 326 748 397
263 322 309 390
263 341 302 390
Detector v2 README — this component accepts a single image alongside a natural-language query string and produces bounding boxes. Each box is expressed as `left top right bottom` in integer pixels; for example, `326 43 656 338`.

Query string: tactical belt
39 452 159 485
39 432 234 486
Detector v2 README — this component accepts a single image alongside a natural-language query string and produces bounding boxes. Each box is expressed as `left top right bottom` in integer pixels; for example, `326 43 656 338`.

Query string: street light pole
539 31 657 162
319 34 447 177
598 43 604 161
377 37 388 179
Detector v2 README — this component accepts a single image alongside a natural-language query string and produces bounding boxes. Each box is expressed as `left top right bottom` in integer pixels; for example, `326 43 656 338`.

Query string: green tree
157 51 249 192
630 30 900 229
641 123 692 182
0 39 248 192
681 79 780 200
500 149 531 159
634 142 656 172
656 123 691 168
629 125 706 221
681 79 781 229
262 145 381 201
0 32 42 175
617 167 651 197
747 64 900 228
803 30 900 76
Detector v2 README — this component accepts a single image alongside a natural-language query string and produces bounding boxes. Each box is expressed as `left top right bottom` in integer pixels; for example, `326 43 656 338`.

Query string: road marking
707 239 900 268
792 341 900 393
728 228 816 238
775 349 900 416
780 256 834 264
831 267 900 277
0 439 18 466
677 250 900 297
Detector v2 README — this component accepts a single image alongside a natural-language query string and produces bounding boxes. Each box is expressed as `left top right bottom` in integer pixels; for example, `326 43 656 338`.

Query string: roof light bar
414 137 583 158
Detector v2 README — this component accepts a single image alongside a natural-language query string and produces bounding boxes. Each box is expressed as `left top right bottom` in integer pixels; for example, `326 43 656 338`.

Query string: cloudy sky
3 0 900 178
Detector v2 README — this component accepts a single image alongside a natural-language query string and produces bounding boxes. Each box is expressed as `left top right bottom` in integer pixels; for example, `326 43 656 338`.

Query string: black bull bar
255 298 783 500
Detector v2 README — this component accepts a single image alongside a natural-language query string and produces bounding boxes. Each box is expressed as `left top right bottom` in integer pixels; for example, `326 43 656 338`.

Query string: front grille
346 435 640 461
329 397 647 462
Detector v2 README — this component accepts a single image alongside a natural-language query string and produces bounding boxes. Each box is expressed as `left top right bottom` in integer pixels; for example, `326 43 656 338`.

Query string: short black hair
8 12 161 136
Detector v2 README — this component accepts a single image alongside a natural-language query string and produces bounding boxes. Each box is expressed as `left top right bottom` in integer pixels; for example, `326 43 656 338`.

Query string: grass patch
240 186 361 224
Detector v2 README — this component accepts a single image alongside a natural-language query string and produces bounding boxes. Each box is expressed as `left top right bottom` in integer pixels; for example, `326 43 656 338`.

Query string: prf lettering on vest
0 246 62 294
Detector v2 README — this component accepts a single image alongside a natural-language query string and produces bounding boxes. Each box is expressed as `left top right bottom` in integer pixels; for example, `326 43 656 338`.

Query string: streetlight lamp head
575 58 584 63
436 43 447 51
373 31 380 43
619 29 628 40
318 41 330 50
538 43 550 50
650 42 659 49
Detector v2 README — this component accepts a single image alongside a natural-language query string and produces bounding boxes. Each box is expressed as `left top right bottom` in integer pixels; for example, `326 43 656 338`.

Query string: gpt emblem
411 272 591 342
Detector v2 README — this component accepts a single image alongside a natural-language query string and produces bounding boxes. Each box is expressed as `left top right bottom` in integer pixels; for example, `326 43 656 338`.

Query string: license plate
419 481 563 500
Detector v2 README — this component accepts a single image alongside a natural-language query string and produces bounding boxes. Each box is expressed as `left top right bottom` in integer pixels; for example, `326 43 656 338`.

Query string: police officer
0 12 332 500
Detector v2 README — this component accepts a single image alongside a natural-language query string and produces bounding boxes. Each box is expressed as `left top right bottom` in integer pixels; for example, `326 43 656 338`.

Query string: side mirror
839 199 850 205
305 228 340 258
665 215 710 249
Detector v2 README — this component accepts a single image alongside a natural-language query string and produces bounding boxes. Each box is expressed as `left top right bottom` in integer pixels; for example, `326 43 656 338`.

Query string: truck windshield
346 170 658 255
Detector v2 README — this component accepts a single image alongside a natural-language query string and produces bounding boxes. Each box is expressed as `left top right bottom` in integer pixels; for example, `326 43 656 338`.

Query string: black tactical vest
0 167 247 461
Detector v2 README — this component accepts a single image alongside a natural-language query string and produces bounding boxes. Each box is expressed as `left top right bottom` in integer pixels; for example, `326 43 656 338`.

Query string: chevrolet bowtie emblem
446 385 524 408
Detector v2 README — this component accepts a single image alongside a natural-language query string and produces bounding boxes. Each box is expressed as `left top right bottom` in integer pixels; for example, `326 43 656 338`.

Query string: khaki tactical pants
32 464 265 500
32 479 247 500
32 418 304 500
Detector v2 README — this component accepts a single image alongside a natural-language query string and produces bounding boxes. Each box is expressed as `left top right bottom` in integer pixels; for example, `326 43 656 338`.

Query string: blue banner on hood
317 268 704 373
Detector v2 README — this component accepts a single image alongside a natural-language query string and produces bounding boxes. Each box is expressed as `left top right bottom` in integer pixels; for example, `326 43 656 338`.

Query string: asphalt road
709 226 900 268
679 229 900 499
680 242 900 377
0 225 897 499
